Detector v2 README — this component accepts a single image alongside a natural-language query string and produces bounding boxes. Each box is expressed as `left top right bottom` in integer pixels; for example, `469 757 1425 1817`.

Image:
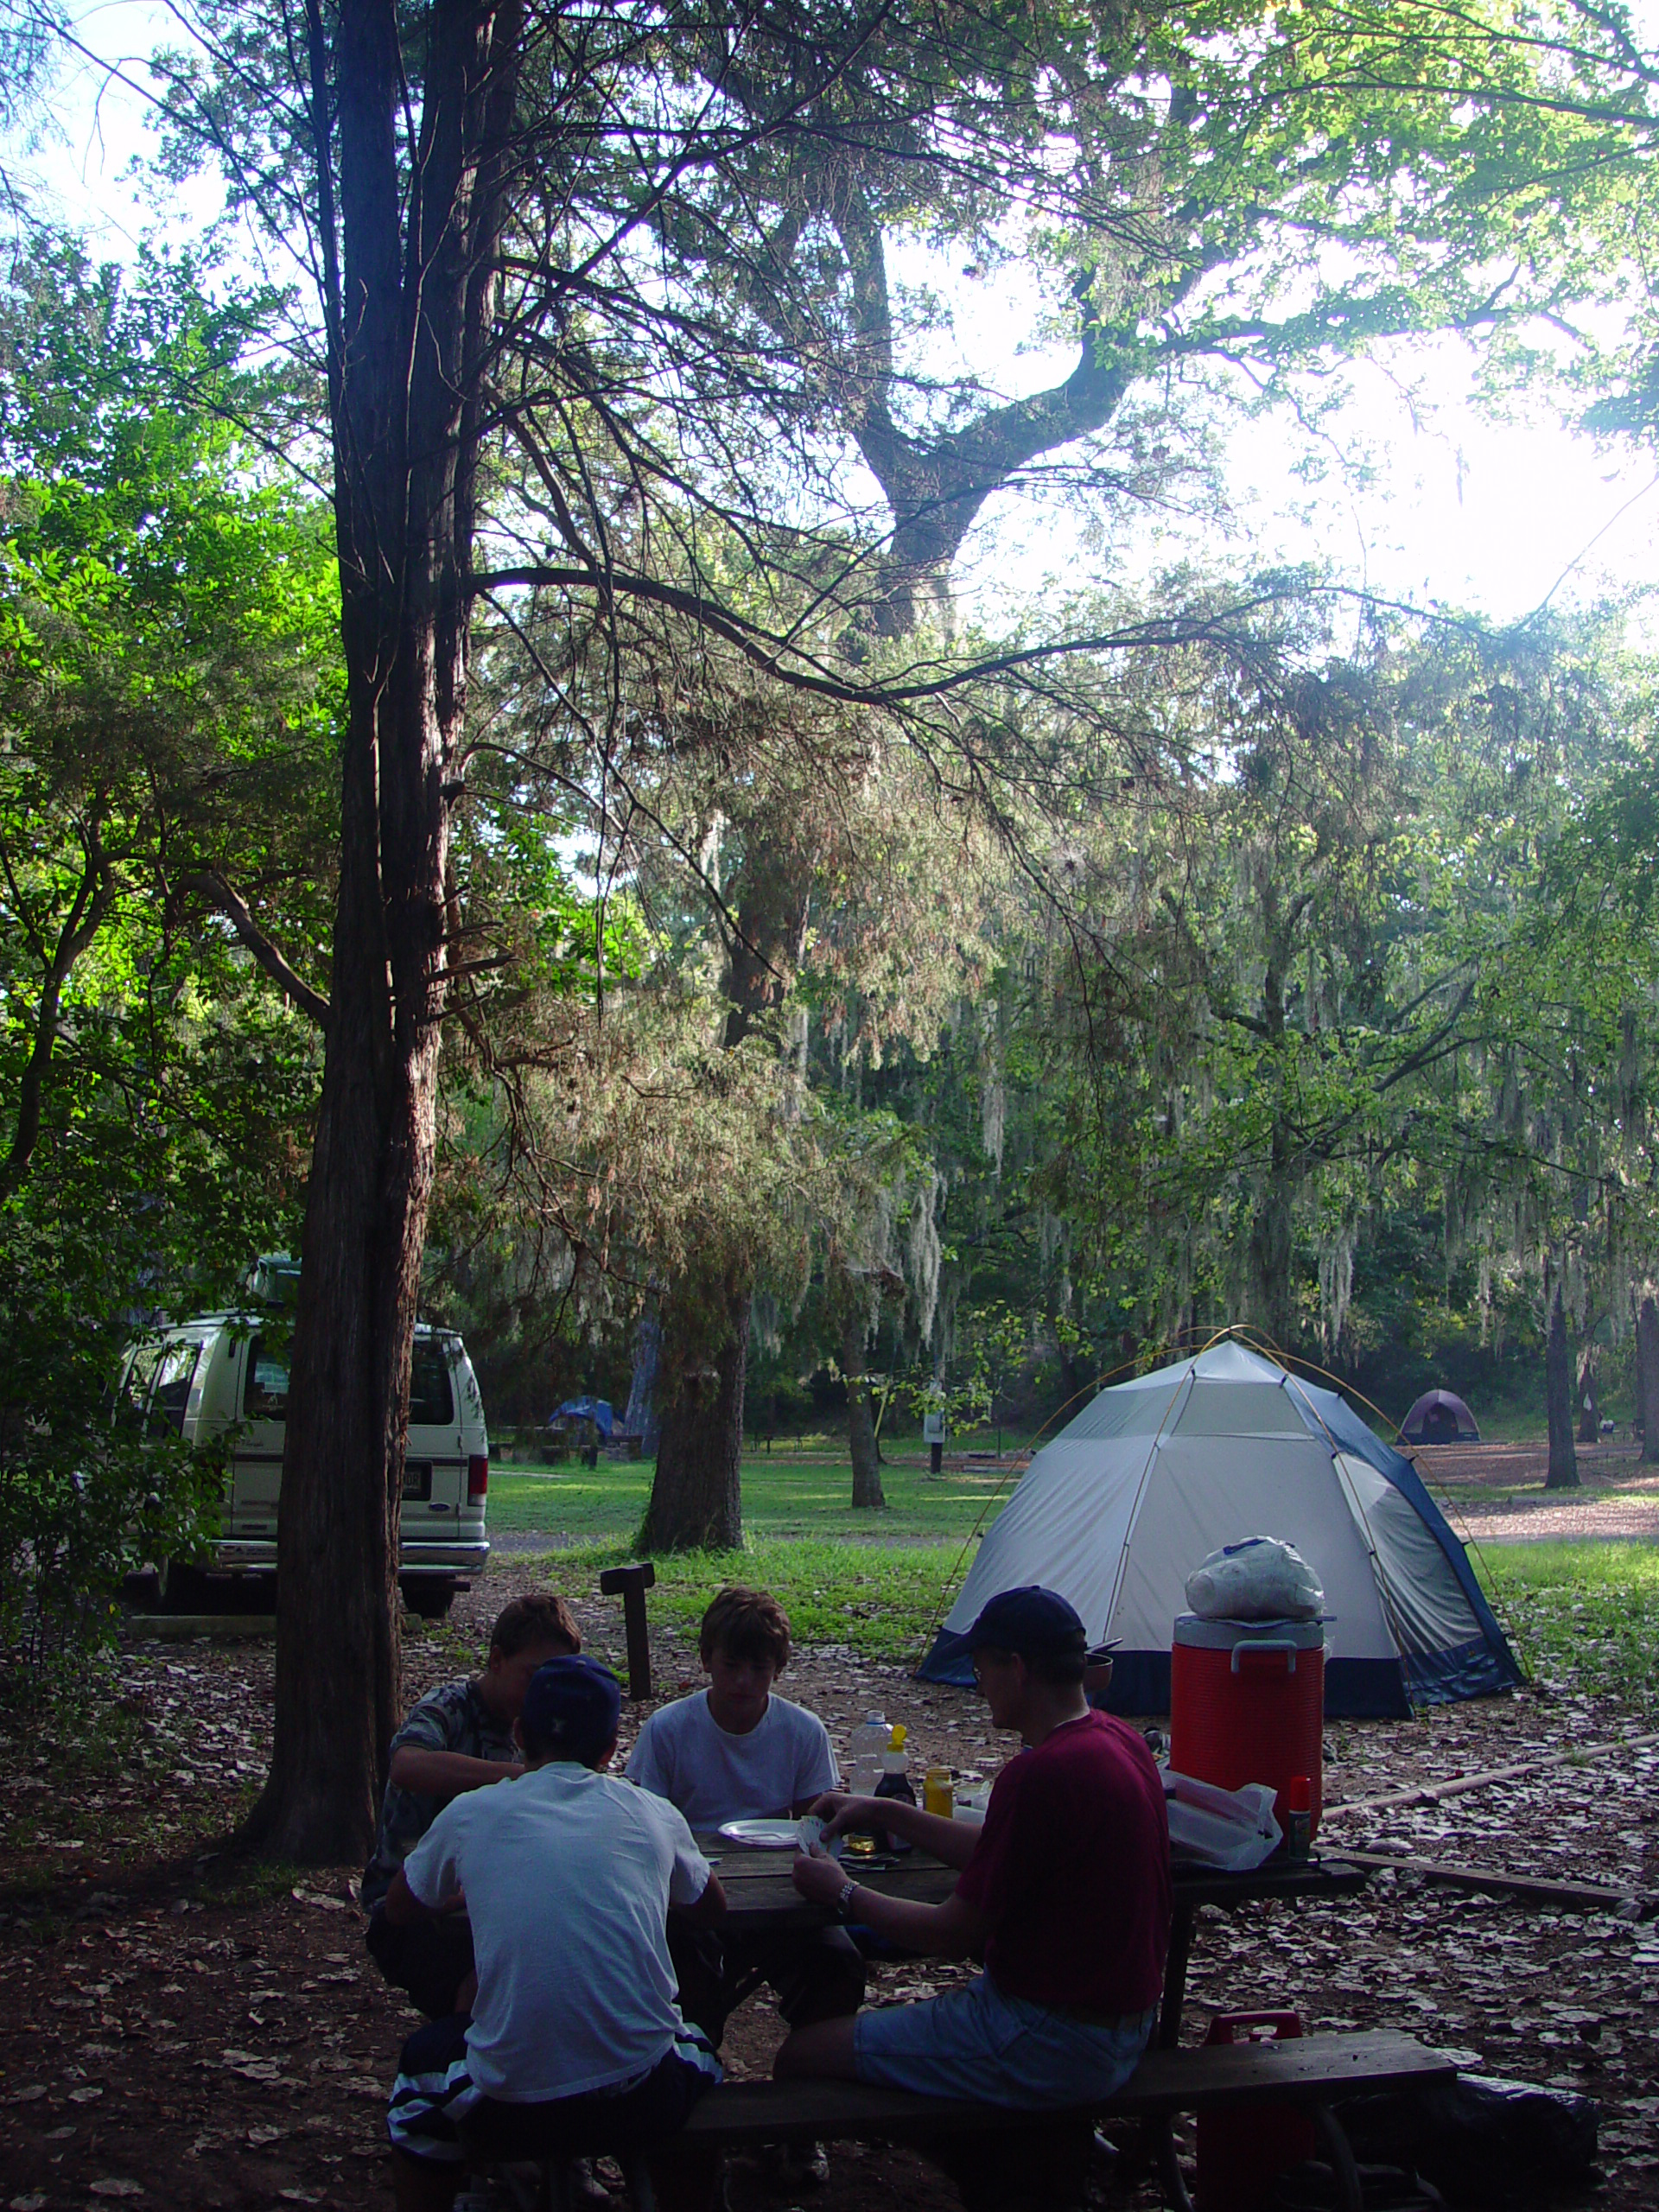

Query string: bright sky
13 5 1659 632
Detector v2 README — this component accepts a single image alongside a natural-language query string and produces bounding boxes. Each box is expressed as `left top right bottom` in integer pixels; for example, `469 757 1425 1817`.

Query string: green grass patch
486 1452 1021 1545
520 1536 967 1668
1476 1541 1659 1713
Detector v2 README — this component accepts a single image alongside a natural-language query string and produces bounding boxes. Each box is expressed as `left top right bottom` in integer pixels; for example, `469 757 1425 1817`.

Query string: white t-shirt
402 1761 711 2101
625 1689 838 1829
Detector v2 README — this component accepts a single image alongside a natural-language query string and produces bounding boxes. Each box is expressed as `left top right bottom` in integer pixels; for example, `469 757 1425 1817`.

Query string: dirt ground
1403 1440 1659 1539
3 1567 1656 2212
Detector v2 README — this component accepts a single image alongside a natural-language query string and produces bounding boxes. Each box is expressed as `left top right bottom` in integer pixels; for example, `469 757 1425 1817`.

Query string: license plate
403 1459 432 1501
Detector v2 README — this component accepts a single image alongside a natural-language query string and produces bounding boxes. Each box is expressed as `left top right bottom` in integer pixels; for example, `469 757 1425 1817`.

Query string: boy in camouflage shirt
364 1592 580 2018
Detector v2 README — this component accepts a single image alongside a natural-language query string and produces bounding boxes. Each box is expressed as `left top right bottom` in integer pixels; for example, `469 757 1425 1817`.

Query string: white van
119 1298 489 1618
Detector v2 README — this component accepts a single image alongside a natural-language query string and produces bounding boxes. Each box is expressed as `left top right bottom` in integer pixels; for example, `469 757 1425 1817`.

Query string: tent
1400 1389 1481 1445
917 1340 1522 1718
550 1395 614 1437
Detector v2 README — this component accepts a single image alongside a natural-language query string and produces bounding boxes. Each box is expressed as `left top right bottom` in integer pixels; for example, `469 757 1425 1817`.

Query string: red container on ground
1168 1614 1325 1837
1195 2012 1318 2212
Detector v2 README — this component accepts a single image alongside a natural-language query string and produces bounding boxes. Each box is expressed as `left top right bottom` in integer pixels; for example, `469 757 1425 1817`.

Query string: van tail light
467 1453 489 1501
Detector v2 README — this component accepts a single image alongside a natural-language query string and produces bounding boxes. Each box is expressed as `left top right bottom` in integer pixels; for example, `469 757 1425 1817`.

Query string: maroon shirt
955 1708 1172 2017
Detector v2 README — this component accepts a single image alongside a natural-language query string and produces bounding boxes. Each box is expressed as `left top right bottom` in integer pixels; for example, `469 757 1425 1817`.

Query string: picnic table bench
521 2028 1454 2212
682 2027 1455 2211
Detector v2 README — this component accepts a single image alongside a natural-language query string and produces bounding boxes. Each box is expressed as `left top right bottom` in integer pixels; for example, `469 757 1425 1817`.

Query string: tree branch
181 868 332 1029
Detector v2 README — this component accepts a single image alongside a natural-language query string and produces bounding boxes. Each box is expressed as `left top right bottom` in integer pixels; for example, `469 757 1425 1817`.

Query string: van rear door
234 1332 287 1539
404 1336 465 1536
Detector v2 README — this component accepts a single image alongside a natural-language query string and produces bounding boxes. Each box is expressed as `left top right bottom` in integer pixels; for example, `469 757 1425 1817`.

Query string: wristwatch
834 1878 858 1922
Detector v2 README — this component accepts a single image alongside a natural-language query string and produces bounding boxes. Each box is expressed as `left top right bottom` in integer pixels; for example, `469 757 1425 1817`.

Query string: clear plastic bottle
848 1710 889 1796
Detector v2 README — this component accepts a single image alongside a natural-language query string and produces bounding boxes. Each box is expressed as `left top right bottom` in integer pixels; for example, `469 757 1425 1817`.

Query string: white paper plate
717 1817 805 1849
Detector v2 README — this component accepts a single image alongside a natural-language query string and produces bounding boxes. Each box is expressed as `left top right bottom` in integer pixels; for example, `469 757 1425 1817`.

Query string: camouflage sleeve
388 1682 471 1762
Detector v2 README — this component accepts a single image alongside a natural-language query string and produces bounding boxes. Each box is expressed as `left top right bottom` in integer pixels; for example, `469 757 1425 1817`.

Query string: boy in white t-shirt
626 1586 865 2049
384 1655 725 2212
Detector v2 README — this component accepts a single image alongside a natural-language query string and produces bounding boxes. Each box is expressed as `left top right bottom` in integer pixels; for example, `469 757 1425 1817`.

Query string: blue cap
933 1586 1089 1668
520 1655 622 1764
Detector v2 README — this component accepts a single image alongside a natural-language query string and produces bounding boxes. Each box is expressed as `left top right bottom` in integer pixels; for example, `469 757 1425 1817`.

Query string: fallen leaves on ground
2 1568 1655 2212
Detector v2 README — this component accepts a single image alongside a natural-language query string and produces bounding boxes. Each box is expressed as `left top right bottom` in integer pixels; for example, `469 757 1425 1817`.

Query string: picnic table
698 1834 1369 2047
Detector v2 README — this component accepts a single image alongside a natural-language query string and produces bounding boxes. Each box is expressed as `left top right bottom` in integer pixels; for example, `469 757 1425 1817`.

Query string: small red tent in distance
1401 1389 1481 1445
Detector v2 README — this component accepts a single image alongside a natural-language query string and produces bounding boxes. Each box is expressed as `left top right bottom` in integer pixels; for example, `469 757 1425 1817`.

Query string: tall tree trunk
844 1315 885 1510
641 1271 748 1551
1635 1290 1647 1440
1639 1294 1659 1466
641 854 813 1549
246 0 523 1861
1576 1351 1599 1445
0 835 113 1198
1248 1122 1297 1350
1243 901 1309 1351
1545 1277 1580 1491
623 1306 663 1459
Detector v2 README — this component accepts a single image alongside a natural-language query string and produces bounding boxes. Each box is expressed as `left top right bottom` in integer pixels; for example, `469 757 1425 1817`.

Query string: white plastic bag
1163 1770 1283 1870
1185 1535 1324 1623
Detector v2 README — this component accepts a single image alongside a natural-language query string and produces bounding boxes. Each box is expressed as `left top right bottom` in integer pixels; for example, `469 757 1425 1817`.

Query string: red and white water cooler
1168 1614 1325 1838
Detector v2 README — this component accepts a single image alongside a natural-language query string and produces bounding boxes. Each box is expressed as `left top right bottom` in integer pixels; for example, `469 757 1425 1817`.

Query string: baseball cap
933 1586 1090 1669
520 1654 622 1764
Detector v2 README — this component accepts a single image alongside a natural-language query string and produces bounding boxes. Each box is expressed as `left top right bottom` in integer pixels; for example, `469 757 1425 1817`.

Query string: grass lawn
486 1450 1014 1669
486 1449 1022 1542
488 1457 1659 1712
1477 1541 1659 1713
519 1536 964 1668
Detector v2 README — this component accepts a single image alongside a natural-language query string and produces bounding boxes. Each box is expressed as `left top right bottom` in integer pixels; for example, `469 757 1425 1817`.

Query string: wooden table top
697 1834 1367 1933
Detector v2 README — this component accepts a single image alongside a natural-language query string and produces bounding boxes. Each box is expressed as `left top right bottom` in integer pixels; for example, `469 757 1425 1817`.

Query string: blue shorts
388 2013 721 2165
854 1975 1156 2109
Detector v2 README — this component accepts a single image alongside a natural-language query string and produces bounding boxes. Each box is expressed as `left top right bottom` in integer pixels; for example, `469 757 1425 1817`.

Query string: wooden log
1323 1730 1659 1817
126 1615 276 1638
1339 1847 1652 1916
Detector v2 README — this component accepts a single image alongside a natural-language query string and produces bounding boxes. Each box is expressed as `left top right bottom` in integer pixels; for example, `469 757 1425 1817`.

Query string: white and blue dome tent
917 1340 1523 1719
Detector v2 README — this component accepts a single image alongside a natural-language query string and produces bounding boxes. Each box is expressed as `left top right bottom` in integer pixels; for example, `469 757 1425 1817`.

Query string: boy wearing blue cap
383 1654 726 2212
777 1586 1171 2117
363 1591 581 2019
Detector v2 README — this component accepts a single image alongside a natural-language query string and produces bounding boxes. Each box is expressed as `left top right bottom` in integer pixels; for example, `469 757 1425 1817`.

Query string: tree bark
844 1314 885 1510
1545 1277 1580 1491
1576 1351 1599 1445
0 831 113 1198
245 0 523 1862
640 851 815 1549
1240 887 1312 1351
1639 1295 1659 1466
623 1306 664 1459
642 1275 748 1552
1248 1117 1297 1350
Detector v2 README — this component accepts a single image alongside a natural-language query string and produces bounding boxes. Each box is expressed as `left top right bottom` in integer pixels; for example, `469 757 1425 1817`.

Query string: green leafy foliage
0 233 334 1283
0 238 342 1672
0 1220 226 1680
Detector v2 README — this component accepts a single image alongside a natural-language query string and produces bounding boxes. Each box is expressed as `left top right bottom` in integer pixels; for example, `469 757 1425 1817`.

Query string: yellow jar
923 1765 954 1818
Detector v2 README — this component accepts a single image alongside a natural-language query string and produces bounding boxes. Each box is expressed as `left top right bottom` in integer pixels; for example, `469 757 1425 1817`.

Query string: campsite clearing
3 1548 1657 2212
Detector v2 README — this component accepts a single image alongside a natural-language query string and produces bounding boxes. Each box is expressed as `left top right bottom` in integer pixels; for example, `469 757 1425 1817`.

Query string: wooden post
599 1560 656 1699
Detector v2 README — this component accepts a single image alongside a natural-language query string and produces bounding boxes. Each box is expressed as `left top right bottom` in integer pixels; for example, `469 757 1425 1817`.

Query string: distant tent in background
550 1395 614 1437
917 1340 1522 1719
1400 1389 1482 1445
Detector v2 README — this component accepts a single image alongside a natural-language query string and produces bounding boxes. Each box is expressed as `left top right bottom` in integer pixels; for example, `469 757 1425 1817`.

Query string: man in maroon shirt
777 1586 1171 2109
